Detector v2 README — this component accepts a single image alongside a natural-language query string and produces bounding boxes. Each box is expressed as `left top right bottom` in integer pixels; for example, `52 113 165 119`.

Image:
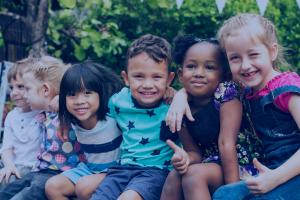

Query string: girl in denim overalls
213 13 300 200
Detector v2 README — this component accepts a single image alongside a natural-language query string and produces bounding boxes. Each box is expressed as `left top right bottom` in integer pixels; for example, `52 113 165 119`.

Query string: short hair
126 34 172 69
217 13 288 68
7 57 35 82
173 34 231 81
20 55 70 96
59 62 124 129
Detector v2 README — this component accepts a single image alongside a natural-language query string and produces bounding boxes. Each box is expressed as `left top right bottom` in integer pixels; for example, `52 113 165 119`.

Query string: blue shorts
62 162 107 184
91 165 169 200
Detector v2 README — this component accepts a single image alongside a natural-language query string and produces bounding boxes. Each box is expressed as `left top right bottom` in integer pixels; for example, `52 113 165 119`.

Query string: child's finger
167 140 181 152
14 169 21 179
185 106 195 122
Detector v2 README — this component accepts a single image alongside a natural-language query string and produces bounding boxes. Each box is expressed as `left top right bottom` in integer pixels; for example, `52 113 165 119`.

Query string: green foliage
47 0 300 76
0 32 3 47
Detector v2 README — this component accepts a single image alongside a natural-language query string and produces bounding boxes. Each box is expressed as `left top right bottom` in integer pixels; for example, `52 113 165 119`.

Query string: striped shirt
72 115 122 172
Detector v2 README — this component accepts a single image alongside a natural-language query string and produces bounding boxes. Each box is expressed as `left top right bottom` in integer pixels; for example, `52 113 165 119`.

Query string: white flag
176 0 184 9
216 0 226 14
297 0 300 9
256 0 268 15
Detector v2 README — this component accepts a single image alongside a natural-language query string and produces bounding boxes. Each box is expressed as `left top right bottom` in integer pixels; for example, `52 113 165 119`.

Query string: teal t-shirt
108 87 178 170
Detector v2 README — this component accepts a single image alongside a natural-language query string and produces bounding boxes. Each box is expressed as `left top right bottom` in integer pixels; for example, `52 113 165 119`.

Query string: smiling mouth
140 91 156 96
74 108 88 115
242 71 257 78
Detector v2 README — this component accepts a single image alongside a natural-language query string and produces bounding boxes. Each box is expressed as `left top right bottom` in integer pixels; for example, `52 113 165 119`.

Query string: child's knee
75 181 90 200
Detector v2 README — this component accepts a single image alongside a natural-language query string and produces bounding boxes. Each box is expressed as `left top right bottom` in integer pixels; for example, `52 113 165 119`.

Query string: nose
193 66 205 77
241 58 251 71
142 78 154 89
74 94 85 104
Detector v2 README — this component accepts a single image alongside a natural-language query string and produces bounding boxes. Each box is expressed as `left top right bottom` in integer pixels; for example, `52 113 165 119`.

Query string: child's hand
166 89 194 133
163 86 176 104
167 139 190 174
0 165 21 183
245 159 278 195
48 95 59 112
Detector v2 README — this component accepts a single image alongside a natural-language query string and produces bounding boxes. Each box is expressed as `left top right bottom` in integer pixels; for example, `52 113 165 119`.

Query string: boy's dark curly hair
172 34 231 81
126 34 172 69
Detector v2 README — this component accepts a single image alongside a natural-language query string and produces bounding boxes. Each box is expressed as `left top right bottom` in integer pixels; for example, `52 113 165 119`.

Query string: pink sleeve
274 93 292 112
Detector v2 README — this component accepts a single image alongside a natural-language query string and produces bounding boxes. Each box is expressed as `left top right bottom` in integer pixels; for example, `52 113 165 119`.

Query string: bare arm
218 99 242 184
179 127 202 165
0 148 20 183
166 88 194 133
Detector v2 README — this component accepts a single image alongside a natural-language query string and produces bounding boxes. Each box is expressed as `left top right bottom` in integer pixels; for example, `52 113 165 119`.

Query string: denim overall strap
245 85 300 169
260 85 300 109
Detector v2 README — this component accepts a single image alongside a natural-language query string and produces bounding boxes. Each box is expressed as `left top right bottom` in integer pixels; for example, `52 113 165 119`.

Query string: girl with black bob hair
46 62 124 200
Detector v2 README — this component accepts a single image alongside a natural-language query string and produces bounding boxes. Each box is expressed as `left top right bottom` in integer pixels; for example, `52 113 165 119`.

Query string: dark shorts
91 165 169 200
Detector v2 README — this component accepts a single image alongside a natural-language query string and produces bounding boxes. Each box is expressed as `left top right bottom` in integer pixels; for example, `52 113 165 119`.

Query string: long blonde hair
217 13 288 68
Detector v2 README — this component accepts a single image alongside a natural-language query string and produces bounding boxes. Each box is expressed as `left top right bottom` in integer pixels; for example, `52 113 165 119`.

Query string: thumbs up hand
167 139 190 174
245 158 278 195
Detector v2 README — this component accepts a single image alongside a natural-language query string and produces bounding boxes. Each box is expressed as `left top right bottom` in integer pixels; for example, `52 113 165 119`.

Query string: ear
41 82 51 97
121 70 129 86
166 71 175 86
270 43 278 62
177 68 183 83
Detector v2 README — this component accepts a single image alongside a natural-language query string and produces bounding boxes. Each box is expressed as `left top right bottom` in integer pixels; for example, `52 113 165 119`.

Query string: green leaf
58 0 76 8
74 44 86 61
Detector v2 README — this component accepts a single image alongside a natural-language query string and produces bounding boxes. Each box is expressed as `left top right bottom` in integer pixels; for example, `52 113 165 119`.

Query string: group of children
0 13 299 200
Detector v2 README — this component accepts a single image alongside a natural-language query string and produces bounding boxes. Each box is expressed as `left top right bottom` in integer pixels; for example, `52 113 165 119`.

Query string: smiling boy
90 34 177 200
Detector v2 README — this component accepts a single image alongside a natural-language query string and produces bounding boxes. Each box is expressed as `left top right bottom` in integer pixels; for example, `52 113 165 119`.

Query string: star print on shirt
146 109 156 117
115 107 120 114
127 121 135 130
132 157 137 162
151 149 161 155
163 160 171 166
139 137 150 145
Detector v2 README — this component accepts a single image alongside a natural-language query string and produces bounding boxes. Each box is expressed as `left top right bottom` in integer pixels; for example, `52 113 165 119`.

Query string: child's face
66 90 100 130
122 52 174 108
224 29 278 91
179 42 223 100
22 72 49 111
9 74 31 112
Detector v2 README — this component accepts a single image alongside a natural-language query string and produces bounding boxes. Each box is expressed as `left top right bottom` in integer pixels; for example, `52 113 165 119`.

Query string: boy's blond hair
21 56 70 96
7 57 35 82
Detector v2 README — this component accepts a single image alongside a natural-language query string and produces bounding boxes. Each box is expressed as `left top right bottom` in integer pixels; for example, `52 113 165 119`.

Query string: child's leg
118 189 143 200
45 174 75 200
212 181 250 200
182 163 223 200
75 173 106 200
250 174 300 200
160 169 183 200
7 170 58 200
120 167 169 200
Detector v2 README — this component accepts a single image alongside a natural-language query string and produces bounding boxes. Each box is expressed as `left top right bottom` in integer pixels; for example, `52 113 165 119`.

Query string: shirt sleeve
1 111 15 153
214 81 240 110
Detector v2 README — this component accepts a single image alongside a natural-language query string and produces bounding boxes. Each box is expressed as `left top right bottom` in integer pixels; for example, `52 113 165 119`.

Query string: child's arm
0 149 21 183
218 99 242 184
166 88 194 133
246 94 300 195
167 127 202 174
163 86 176 105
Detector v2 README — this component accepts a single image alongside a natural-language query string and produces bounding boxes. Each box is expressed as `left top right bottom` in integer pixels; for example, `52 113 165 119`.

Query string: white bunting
297 0 300 9
176 0 184 9
216 0 226 14
256 0 268 15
